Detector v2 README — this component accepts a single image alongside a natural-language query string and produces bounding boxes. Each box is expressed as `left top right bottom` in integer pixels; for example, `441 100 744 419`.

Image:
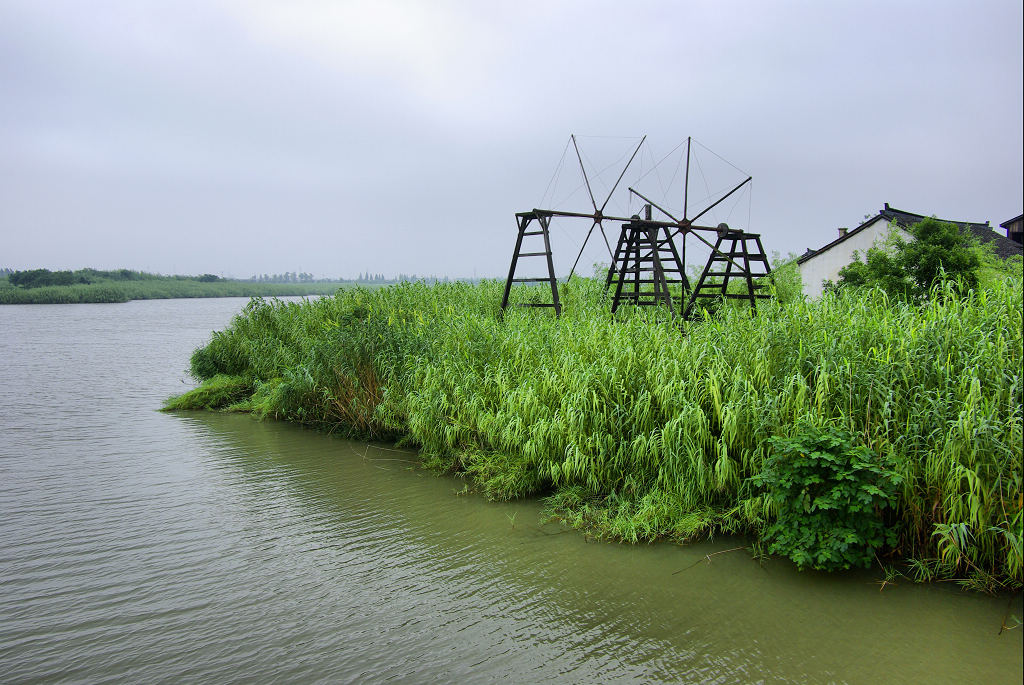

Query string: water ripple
0 300 1020 684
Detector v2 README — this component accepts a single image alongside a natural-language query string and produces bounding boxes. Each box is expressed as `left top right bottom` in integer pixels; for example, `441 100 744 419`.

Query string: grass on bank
0 277 350 304
164 273 1023 589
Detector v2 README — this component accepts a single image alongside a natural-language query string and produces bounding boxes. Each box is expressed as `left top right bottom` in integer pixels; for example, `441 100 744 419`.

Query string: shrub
836 218 982 300
752 424 903 572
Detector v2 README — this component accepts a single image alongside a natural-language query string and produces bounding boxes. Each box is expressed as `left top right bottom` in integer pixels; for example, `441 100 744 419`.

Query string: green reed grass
163 374 253 411
0 279 348 304
167 275 1023 587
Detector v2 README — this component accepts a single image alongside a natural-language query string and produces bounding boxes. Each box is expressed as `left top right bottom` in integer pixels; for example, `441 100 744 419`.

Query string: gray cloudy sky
2 1 1021 279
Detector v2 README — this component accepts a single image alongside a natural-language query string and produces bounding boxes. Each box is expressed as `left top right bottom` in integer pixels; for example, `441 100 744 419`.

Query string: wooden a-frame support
682 229 771 318
605 217 691 317
500 211 561 316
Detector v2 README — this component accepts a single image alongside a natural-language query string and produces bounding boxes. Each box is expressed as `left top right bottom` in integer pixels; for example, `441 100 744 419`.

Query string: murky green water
0 298 1020 683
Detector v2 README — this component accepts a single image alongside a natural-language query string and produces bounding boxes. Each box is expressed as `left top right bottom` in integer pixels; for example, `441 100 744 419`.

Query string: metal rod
600 135 646 213
684 136 690 220
571 134 598 212
617 201 746 274
659 225 690 306
531 208 632 222
568 219 598 282
569 134 638 279
598 222 613 257
628 188 680 223
630 176 753 273
683 234 724 319
605 224 627 290
524 207 726 233
684 228 749 274
687 176 752 225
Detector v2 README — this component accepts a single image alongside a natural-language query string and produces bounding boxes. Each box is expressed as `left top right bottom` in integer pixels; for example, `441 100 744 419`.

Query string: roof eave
796 213 891 264
999 213 1024 228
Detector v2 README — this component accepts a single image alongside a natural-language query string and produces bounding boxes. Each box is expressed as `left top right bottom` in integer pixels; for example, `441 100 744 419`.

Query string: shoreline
164 277 1024 590
0 281 350 305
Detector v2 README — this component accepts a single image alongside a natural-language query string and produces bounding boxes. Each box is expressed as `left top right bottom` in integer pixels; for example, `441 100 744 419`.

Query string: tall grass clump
168 274 1023 588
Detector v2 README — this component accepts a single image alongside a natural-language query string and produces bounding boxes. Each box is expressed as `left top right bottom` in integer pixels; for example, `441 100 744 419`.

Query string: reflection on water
0 298 1020 684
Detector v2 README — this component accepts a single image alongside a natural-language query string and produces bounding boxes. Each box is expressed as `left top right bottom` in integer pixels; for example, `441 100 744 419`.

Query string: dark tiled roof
960 224 1023 259
796 210 896 264
1000 214 1023 228
798 203 1023 263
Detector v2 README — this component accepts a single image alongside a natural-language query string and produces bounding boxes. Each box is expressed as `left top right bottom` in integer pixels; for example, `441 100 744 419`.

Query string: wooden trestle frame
605 206 690 313
500 211 561 315
500 135 771 319
683 228 771 318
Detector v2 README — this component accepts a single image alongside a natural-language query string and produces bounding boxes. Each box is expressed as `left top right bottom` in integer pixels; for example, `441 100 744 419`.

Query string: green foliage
902 218 981 295
833 246 910 300
162 374 253 410
0 275 348 304
752 424 902 571
836 219 982 300
165 275 1024 586
7 267 165 289
767 254 805 305
977 243 1024 288
9 268 90 288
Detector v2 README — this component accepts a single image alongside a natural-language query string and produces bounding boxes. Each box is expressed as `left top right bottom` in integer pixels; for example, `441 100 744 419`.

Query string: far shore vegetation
0 267 452 304
164 220 1023 592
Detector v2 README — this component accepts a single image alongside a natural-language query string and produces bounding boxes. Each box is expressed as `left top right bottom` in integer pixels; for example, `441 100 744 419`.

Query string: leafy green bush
902 218 981 295
836 218 982 300
752 424 902 571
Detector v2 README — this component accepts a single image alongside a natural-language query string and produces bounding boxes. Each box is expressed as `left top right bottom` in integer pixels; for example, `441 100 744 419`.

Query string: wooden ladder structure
605 218 690 317
683 229 771 318
500 211 561 316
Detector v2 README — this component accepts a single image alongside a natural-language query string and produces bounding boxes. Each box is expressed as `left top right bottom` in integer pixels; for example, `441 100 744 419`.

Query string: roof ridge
797 204 1021 265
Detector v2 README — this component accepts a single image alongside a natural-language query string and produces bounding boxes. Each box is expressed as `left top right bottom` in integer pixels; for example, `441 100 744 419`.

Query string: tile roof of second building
798 204 1023 263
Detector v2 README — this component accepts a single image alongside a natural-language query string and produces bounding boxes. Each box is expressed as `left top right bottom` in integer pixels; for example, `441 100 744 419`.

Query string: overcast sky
2 1 1021 279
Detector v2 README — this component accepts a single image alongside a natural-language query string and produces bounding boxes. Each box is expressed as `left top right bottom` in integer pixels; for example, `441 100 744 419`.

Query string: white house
797 203 1021 298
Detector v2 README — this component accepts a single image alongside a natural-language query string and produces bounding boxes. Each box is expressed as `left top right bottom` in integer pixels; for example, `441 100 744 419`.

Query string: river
0 297 1020 683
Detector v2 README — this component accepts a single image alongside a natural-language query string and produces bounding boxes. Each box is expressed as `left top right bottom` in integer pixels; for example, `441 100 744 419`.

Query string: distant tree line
4 268 223 289
246 272 450 283
9 269 90 288
248 272 317 283
355 272 450 283
2 267 467 289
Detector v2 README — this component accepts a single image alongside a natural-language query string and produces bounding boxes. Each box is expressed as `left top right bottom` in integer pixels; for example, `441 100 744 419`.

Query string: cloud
0 0 1020 277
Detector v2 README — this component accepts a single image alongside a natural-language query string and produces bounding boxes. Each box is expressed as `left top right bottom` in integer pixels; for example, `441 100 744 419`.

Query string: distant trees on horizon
5 267 158 288
2 266 469 288
248 272 317 283
246 271 452 283
4 267 216 289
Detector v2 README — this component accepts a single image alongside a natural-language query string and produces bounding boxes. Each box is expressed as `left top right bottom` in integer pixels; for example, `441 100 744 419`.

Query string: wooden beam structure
499 135 771 319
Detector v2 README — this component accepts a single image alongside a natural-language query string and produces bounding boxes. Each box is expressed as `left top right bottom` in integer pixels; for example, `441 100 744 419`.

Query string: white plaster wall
799 219 911 298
